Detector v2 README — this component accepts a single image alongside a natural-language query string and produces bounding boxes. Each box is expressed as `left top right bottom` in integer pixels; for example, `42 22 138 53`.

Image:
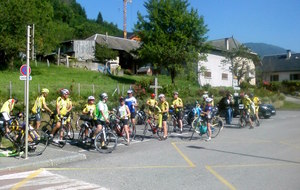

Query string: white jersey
118 105 129 119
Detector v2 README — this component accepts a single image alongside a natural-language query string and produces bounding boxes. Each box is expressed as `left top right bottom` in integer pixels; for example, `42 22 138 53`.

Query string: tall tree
222 45 261 85
134 0 209 83
96 12 104 24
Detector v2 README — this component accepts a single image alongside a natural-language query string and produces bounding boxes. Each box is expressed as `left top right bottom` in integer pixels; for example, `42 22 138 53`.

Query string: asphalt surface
1 110 300 190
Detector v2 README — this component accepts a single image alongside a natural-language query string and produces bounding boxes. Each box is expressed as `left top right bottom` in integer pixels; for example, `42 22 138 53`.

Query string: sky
76 0 300 52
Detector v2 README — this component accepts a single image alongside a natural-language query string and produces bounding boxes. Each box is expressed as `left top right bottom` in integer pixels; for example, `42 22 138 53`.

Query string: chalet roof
208 37 242 51
86 34 140 53
262 53 300 72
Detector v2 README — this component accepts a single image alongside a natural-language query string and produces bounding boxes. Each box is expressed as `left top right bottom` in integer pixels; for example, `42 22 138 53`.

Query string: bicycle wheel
210 116 223 138
167 120 173 134
94 131 117 153
190 117 201 140
28 128 49 156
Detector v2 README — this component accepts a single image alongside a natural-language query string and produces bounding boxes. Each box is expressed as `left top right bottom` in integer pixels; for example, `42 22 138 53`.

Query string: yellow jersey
172 98 183 112
32 95 46 114
56 97 68 115
160 101 169 116
1 99 16 113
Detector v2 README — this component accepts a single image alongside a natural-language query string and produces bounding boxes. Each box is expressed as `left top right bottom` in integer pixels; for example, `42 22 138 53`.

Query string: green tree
95 44 118 64
134 0 209 83
222 45 261 85
96 12 104 24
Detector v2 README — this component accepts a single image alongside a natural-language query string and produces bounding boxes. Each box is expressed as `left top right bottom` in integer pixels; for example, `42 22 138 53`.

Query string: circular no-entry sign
20 64 31 76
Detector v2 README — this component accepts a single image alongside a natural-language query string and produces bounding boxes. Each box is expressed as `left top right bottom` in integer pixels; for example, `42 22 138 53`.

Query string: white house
198 37 257 87
261 50 300 82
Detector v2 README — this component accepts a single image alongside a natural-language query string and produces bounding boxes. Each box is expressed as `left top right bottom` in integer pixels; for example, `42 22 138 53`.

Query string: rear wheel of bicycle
28 128 49 156
210 116 223 138
142 123 149 141
94 131 117 153
78 126 88 147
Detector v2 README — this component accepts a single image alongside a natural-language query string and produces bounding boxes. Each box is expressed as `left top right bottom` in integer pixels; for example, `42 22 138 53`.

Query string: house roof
262 53 300 72
86 34 140 53
208 37 241 51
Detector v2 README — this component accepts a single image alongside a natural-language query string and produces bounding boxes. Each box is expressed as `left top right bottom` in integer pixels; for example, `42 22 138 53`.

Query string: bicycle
77 115 95 148
94 121 118 153
168 108 188 133
42 113 73 147
142 114 166 140
190 112 224 140
0 113 49 156
109 112 136 143
239 105 258 128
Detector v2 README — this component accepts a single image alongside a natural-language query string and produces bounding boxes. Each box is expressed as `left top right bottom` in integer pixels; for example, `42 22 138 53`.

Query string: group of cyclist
0 86 262 149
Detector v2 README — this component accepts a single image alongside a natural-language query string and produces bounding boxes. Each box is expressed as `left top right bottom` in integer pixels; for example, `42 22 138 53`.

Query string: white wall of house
74 40 95 61
198 53 233 87
263 71 300 82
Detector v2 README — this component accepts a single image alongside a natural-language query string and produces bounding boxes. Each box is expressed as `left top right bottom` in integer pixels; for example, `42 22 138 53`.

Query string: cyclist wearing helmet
146 93 158 116
118 97 131 145
172 92 184 133
241 93 254 129
50 89 70 142
0 98 18 133
31 88 52 130
203 97 213 141
95 93 109 142
125 90 138 131
82 96 96 118
250 93 260 126
159 94 169 140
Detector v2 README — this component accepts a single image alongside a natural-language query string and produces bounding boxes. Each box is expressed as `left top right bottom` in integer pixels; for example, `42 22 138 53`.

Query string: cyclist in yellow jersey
0 98 18 133
31 88 52 130
146 93 158 117
50 89 69 142
250 93 261 126
82 96 96 141
159 94 169 140
172 92 184 133
240 93 254 129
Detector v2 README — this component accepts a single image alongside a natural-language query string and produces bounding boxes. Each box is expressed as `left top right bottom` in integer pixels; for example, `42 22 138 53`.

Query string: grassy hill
0 62 202 111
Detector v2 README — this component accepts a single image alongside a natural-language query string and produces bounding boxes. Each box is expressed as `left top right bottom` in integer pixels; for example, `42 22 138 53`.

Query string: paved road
2 111 300 190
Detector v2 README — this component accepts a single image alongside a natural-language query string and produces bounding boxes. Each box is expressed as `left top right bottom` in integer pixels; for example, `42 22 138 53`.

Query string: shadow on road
186 145 300 164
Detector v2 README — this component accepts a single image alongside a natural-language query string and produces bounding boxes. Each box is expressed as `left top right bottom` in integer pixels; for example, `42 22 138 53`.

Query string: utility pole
123 0 132 39
31 24 35 61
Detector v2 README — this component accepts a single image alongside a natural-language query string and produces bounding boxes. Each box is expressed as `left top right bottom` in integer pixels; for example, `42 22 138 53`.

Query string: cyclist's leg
162 114 168 138
177 111 183 132
130 111 136 133
206 120 212 141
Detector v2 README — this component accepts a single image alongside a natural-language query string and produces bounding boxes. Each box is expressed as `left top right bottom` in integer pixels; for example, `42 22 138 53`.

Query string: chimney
225 38 229 51
287 50 291 59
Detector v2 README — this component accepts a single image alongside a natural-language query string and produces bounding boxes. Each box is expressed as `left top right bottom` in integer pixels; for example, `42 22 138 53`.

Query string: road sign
20 64 31 76
19 76 32 80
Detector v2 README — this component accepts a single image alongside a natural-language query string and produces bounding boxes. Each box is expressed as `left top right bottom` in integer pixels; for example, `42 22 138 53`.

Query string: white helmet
88 96 95 101
127 89 133 94
158 94 165 98
205 97 213 103
202 94 208 99
100 93 108 100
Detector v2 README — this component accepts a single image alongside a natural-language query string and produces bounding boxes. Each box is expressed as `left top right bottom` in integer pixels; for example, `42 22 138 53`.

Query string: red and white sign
20 64 31 76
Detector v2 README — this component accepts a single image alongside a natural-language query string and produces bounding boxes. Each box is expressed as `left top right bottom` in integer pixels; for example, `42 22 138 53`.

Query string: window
204 71 211 78
222 73 228 80
290 73 300 80
270 75 279 82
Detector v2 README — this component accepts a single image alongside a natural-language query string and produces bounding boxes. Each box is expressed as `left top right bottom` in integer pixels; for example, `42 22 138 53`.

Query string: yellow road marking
206 165 236 190
171 142 196 167
11 168 44 190
280 141 300 149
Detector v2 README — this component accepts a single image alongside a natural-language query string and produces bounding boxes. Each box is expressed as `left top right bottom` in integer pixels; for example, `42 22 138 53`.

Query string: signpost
150 77 162 99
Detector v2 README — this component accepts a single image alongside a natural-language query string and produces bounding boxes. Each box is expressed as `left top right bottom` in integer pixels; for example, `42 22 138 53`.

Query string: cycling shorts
95 119 106 126
130 111 136 119
162 113 168 121
34 113 41 122
120 119 129 126
175 111 183 120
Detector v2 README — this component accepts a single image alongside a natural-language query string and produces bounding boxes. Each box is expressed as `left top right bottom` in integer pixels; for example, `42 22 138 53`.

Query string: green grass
0 62 201 111
278 101 300 110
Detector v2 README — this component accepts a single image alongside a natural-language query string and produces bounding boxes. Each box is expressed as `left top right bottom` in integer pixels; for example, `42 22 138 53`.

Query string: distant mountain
244 43 289 58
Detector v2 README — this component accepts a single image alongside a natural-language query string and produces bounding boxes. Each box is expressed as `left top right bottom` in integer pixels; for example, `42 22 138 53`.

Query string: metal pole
57 48 60 66
25 25 31 159
31 24 35 61
78 83 80 97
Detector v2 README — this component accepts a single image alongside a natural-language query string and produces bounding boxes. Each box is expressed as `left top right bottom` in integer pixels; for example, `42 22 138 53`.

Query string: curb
0 153 86 172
